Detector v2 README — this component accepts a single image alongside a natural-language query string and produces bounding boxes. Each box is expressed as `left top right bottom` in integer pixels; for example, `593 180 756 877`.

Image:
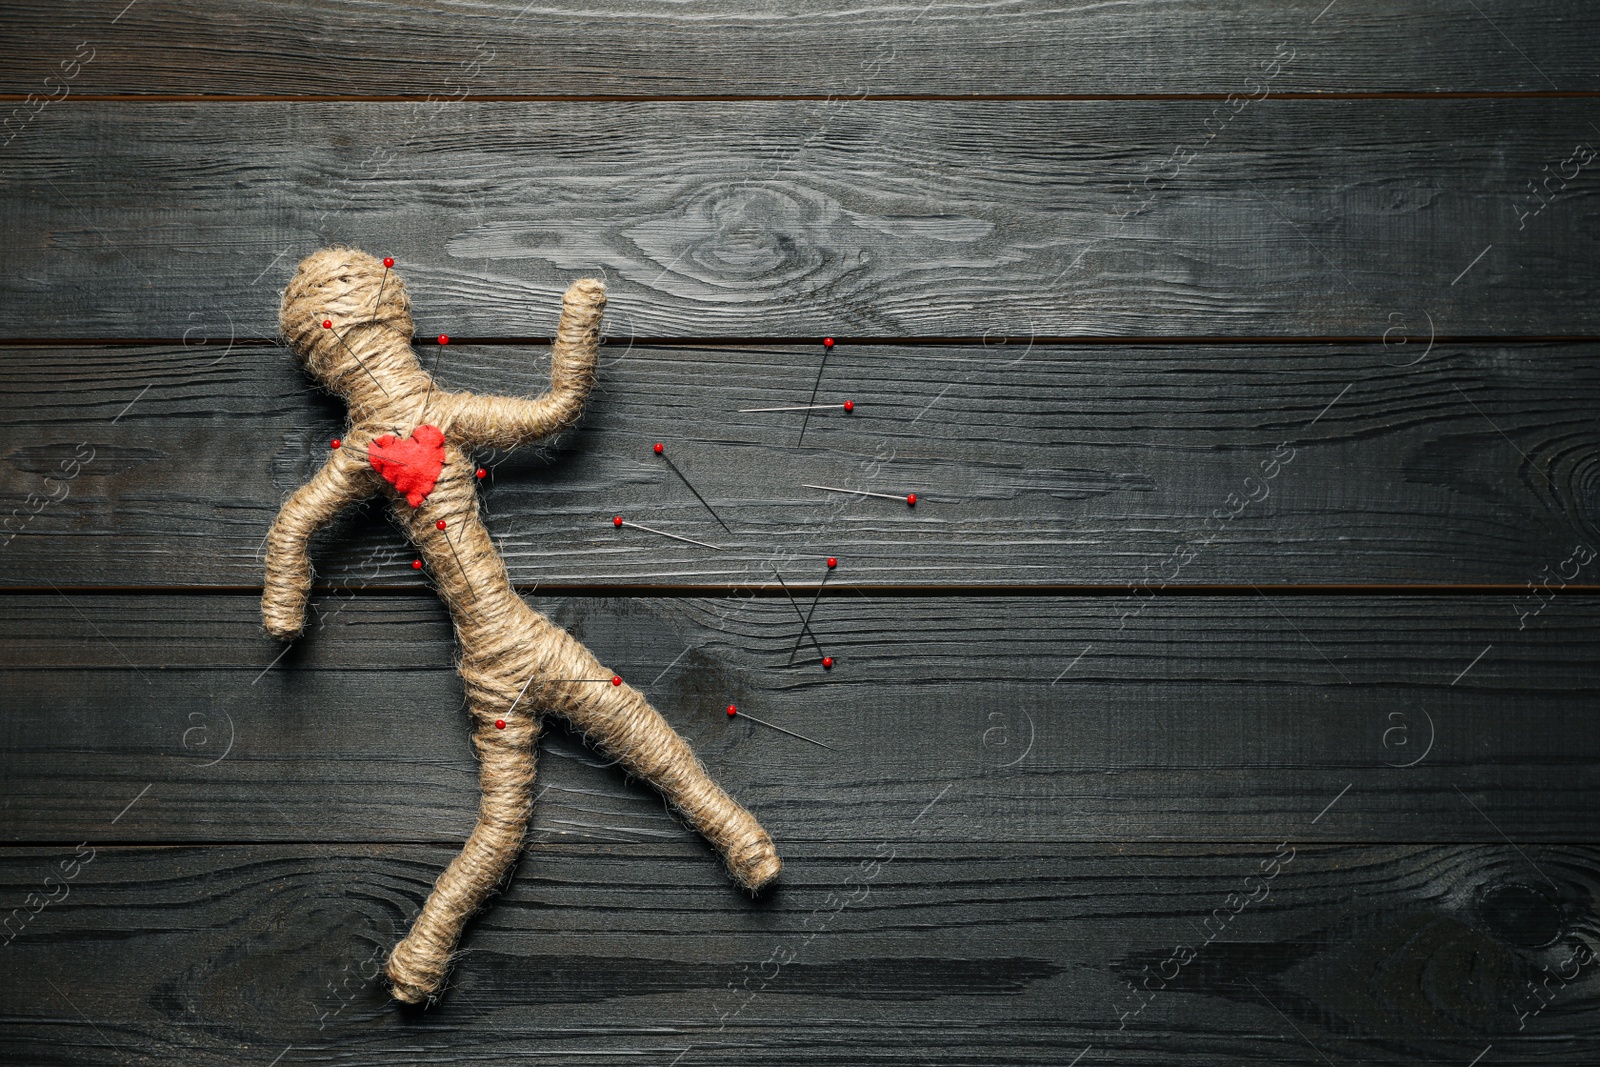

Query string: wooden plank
4 594 1598 844
4 342 1597 588
2 100 1597 338
1 841 1594 1065
3 1 1599 96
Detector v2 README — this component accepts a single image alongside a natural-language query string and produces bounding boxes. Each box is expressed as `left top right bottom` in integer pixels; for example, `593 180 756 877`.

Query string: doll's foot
727 835 782 892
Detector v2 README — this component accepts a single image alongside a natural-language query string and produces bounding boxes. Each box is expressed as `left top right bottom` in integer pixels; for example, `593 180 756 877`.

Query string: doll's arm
446 278 605 449
262 454 376 639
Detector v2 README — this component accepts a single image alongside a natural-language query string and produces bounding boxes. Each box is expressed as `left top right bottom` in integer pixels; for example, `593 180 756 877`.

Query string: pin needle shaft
729 707 832 749
617 519 723 552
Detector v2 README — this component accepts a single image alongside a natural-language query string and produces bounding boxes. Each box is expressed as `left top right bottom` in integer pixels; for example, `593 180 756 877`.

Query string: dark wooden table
3 3 1599 1064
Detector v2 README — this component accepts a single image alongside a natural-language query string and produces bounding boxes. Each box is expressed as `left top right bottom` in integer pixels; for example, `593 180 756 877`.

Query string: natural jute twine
263 247 780 1005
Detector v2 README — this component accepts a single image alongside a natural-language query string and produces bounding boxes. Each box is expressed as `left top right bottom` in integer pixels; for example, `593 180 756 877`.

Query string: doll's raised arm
262 452 378 639
445 278 605 450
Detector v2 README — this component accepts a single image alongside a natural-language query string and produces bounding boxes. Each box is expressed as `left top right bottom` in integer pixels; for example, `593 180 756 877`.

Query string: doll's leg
557 681 781 892
386 718 540 1004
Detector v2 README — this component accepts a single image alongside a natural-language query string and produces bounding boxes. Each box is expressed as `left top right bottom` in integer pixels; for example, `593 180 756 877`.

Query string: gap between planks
8 91 1600 103
7 584 1600 598
6 334 1600 348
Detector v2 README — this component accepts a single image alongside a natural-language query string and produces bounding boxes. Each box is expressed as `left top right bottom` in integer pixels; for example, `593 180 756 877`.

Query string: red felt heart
369 424 445 507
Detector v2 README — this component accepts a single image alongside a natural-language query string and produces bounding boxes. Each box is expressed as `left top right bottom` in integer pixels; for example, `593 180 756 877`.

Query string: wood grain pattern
5 342 1599 588
2 0 1599 96
1 842 1594 1066
3 101 1597 339
4 594 1597 844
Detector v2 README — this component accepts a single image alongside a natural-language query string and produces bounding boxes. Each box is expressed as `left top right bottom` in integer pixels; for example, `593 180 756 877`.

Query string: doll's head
279 247 424 405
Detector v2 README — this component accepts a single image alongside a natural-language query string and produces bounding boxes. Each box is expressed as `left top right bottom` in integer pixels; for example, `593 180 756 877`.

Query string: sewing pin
788 556 836 663
507 667 541 715
370 257 393 321
652 442 731 532
611 515 723 552
739 401 855 413
435 518 477 597
797 338 833 445
321 318 391 397
803 483 917 506
769 563 826 662
726 704 832 749
414 333 450 423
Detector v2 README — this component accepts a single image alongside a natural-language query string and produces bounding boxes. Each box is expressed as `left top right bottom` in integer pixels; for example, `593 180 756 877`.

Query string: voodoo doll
263 248 781 1005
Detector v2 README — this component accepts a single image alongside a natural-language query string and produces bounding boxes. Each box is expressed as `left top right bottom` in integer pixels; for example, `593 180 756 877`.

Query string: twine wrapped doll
263 248 780 1004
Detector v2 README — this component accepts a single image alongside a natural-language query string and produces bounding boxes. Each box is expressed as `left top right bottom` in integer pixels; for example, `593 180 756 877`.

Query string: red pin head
382 257 394 269
330 438 342 449
906 493 917 507
494 719 506 730
613 515 623 527
822 656 834 670
437 334 449 346
823 337 835 348
436 519 447 530
843 400 854 413
653 442 664 454
475 467 486 480
611 675 622 686
726 704 738 717
412 559 422 570
322 319 332 329
827 556 837 569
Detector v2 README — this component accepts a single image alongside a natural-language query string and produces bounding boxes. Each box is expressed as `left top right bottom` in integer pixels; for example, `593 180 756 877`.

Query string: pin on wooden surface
611 515 723 552
803 483 918 506
652 442 731 532
769 563 826 665
725 703 832 749
789 556 837 663
738 401 855 413
796 338 834 445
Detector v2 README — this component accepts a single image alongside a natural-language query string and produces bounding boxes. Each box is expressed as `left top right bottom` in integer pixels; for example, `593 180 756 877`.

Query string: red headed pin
726 703 832 748
737 401 855 413
611 675 622 686
320 317 392 398
437 334 449 346
823 337 834 349
412 559 423 570
373 259 394 319
331 438 342 449
803 484 923 507
822 656 834 670
610 515 724 551
651 442 730 532
788 556 837 664
475 468 486 480
495 719 506 730
434 518 477 596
